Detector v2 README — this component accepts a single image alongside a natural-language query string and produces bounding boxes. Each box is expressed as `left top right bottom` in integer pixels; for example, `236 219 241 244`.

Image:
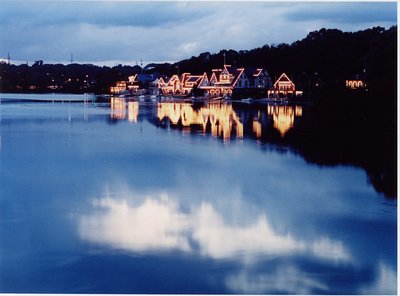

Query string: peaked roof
186 76 202 83
274 73 294 87
277 73 292 82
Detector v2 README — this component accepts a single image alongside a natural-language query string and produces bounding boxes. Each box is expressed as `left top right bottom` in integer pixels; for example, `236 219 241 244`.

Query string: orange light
267 105 302 137
110 97 126 120
157 102 243 140
128 101 139 123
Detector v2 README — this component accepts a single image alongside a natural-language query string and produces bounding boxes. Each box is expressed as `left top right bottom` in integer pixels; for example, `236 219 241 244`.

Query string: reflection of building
110 100 303 140
157 102 243 140
128 101 139 123
158 65 272 97
268 73 303 98
157 102 303 139
252 120 262 138
111 98 140 122
110 97 126 120
267 105 303 137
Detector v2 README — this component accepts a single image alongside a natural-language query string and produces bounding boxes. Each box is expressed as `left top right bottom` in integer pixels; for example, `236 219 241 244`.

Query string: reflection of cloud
360 262 397 295
79 190 350 263
312 237 350 262
80 196 191 252
226 266 327 294
78 189 368 293
192 203 304 259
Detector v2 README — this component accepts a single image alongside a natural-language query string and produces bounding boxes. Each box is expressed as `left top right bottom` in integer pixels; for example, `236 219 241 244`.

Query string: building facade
345 79 366 89
158 65 272 97
268 73 303 98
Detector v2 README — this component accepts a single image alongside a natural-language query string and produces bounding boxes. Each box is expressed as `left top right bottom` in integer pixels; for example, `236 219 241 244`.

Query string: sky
0 1 397 66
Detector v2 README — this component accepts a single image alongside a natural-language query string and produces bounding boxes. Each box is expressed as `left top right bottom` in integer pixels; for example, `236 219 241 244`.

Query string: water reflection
80 196 190 252
0 98 396 293
157 102 243 140
156 102 303 140
79 185 396 294
110 97 127 120
107 98 397 198
106 100 397 199
267 105 302 137
110 100 304 140
79 187 400 294
225 266 328 294
128 101 139 123
79 189 349 263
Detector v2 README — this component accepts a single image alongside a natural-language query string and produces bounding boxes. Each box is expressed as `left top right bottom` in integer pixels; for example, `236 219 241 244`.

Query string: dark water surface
0 95 396 294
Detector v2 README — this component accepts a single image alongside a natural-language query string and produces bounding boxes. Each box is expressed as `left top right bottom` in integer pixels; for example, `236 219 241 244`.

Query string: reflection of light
128 101 139 123
267 105 302 137
157 103 243 139
79 190 349 263
253 121 262 138
111 97 126 120
295 106 302 116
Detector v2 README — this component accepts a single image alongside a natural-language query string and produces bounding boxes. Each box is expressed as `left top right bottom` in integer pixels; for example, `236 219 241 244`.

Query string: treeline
0 26 396 99
166 26 396 99
0 61 142 94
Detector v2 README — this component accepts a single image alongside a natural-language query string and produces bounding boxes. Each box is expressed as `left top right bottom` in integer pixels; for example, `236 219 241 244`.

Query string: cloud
0 1 208 28
0 1 396 65
285 2 397 24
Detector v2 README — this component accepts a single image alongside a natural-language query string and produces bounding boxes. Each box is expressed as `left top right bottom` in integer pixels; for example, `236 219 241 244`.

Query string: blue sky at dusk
0 1 397 66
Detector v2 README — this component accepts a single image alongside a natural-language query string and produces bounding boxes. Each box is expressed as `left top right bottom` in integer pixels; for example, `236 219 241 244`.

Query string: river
0 94 396 294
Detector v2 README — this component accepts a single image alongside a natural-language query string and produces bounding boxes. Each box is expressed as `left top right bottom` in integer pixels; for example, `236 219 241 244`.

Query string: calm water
0 94 396 294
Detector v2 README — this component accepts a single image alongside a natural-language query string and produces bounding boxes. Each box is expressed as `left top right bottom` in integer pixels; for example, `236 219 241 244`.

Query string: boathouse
345 79 366 89
158 65 272 97
268 73 303 98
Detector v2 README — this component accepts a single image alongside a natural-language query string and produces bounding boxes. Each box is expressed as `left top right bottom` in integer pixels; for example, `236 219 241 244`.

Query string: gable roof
253 68 264 77
186 76 202 83
274 73 294 87
231 67 245 87
166 75 180 86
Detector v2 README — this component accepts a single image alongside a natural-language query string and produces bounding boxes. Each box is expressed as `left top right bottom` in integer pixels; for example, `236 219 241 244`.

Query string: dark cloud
0 1 209 28
0 1 397 64
285 2 397 24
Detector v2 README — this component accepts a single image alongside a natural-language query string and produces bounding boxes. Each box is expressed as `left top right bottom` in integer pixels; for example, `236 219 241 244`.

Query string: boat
223 96 231 101
253 97 289 104
241 97 254 103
